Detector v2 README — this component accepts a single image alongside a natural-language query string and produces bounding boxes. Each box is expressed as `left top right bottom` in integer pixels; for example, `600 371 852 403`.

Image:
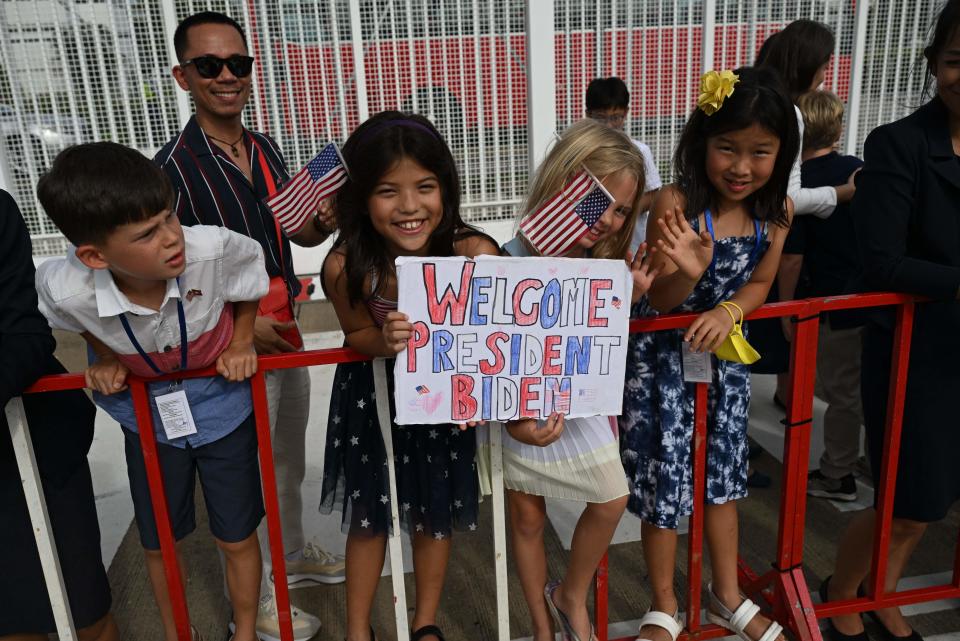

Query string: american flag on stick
267 142 348 236
519 169 613 256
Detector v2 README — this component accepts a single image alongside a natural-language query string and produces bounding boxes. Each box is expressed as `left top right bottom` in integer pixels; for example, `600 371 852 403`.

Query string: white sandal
635 609 683 641
705 583 783 641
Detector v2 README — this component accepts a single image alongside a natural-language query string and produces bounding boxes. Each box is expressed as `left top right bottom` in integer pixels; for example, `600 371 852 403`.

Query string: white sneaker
229 592 321 641
283 541 346 586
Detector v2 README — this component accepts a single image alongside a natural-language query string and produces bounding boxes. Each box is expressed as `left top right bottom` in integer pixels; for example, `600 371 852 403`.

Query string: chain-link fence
0 0 943 259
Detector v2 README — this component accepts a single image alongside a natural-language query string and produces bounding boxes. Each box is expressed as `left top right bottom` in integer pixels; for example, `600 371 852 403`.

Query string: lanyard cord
119 297 188 375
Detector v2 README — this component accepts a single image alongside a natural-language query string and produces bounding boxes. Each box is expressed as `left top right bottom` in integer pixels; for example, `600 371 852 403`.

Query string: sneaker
807 470 857 502
229 593 321 641
283 541 346 586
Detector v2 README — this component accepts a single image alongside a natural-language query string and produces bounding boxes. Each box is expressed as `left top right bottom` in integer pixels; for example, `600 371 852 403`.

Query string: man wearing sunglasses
155 11 341 641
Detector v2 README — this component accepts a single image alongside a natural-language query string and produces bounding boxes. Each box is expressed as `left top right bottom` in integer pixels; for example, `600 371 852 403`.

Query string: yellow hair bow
697 70 740 116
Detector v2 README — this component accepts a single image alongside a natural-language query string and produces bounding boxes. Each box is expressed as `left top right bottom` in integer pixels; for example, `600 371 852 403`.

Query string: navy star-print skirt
319 359 480 537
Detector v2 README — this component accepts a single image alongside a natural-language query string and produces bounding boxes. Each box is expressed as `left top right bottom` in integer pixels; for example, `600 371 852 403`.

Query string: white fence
0 0 943 259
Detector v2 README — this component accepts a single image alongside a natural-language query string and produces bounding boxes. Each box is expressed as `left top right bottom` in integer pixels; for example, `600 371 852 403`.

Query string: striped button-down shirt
154 116 301 298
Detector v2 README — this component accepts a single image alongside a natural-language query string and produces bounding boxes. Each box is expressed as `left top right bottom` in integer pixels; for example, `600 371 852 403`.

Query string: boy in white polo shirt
34 142 268 641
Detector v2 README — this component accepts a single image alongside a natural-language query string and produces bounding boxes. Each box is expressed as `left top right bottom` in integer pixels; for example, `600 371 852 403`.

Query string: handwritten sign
393 256 632 424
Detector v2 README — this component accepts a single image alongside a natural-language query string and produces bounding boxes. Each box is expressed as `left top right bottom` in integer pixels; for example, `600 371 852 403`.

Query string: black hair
674 66 799 228
327 111 482 305
37 142 173 246
922 0 960 100
756 19 835 102
585 77 631 112
174 11 247 61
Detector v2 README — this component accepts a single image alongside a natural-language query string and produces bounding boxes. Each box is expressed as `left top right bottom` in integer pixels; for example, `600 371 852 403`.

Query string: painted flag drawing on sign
267 142 348 236
519 169 613 256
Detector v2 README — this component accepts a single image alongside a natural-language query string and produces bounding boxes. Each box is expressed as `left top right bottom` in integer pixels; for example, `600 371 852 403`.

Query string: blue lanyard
118 297 188 375
703 209 763 269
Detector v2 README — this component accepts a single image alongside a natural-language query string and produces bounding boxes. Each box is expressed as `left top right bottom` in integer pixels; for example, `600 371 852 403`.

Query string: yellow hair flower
697 70 740 116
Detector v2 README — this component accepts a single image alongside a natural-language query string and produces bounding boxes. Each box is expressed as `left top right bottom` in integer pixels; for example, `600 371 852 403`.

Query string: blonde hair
517 119 646 259
797 90 844 151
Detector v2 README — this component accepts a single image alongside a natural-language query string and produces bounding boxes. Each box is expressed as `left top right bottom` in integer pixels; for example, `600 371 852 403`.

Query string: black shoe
857 584 924 641
819 576 870 641
807 470 857 502
747 469 772 488
411 625 445 641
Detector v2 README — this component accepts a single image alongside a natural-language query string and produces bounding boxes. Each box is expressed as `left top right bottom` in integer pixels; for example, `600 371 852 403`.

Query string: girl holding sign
319 112 498 641
619 67 797 641
499 119 658 641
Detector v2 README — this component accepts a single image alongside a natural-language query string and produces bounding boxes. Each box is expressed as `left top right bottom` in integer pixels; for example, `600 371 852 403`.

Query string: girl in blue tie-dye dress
620 67 798 641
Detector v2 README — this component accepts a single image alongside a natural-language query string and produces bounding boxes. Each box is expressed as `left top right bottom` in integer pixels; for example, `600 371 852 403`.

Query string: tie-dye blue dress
619 210 769 529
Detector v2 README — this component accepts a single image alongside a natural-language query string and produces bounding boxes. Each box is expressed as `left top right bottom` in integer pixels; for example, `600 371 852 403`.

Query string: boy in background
585 76 662 252
35 142 269 641
793 90 865 502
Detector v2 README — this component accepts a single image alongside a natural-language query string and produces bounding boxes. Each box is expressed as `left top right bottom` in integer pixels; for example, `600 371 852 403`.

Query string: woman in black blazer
822 3 960 641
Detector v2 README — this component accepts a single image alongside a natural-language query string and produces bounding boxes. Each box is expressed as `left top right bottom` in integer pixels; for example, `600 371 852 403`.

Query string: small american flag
611 296 622 309
267 143 348 235
519 169 613 256
415 385 430 395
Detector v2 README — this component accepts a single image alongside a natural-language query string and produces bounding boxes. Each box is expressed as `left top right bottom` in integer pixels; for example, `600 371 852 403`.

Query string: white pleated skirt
477 415 629 503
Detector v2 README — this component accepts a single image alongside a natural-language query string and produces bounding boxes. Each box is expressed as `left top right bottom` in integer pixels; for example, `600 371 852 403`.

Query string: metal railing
10 291 960 641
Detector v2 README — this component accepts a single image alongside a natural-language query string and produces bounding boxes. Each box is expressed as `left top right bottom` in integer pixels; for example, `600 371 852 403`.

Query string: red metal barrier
20 293 960 641
23 346 370 641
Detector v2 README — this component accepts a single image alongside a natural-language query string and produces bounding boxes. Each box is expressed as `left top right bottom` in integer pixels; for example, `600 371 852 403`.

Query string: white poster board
393 256 632 425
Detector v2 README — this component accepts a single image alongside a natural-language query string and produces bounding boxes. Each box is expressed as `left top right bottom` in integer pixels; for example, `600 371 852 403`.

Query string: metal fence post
702 0 717 72
160 0 191 128
348 0 370 124
845 0 871 155
5 397 78 641
0 136 11 194
525 0 556 172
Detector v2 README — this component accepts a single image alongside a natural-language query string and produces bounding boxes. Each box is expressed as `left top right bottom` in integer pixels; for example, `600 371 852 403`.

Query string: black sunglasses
180 55 254 79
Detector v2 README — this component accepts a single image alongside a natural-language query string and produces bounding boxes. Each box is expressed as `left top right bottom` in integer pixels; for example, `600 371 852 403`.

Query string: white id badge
682 341 713 383
154 389 198 440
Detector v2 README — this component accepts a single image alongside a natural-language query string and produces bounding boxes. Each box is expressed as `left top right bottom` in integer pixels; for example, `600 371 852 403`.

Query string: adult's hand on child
85 355 129 395
656 206 713 280
627 242 661 302
684 307 735 353
383 311 413 354
253 316 298 354
505 413 565 447
216 341 258 382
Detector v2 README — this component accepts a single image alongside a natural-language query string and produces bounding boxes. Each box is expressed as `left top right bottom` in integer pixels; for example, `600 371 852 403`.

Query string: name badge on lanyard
119 297 198 440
